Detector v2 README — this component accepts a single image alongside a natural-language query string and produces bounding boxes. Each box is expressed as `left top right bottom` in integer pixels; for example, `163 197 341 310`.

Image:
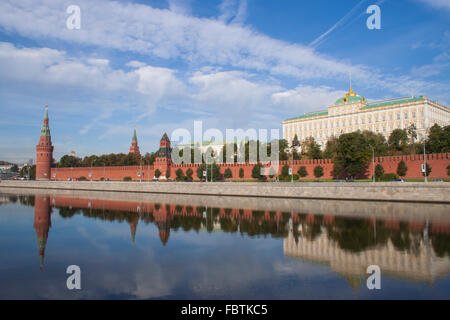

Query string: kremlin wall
35 106 450 182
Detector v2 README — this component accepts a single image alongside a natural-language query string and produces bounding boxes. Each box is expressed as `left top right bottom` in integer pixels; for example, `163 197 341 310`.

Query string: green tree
323 136 338 159
362 130 387 156
407 123 417 144
224 168 233 179
252 163 264 180
10 164 18 172
375 164 384 181
154 169 161 178
123 176 132 181
175 168 185 181
196 163 221 181
335 132 371 179
239 168 244 178
332 163 342 178
186 168 194 181
298 166 308 178
302 137 322 159
281 164 290 179
166 169 171 179
388 129 409 153
423 163 432 177
313 166 324 178
426 124 450 154
396 160 408 178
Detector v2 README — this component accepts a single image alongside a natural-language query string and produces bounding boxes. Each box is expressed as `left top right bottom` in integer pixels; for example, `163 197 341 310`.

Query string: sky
0 0 448 163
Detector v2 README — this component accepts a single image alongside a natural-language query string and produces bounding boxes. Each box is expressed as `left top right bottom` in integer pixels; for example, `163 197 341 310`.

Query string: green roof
362 96 426 110
284 110 328 122
334 95 365 106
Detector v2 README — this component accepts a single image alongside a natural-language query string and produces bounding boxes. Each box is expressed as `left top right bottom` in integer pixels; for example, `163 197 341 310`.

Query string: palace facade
283 87 450 148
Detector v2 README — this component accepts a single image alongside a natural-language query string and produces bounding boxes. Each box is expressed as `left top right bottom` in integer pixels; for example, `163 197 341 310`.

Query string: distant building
70 151 76 157
129 126 141 156
283 87 450 148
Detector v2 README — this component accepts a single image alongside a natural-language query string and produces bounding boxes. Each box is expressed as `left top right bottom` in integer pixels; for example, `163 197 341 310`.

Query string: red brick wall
51 153 449 181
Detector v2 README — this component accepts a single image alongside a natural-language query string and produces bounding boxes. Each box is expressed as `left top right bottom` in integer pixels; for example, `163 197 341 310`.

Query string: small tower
154 133 172 179
129 126 141 156
34 195 52 270
36 106 54 180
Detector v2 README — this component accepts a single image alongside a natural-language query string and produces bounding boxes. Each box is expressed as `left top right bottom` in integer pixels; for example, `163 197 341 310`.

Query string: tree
408 123 417 144
396 160 408 178
10 164 18 172
427 124 450 154
239 168 244 179
196 163 221 181
388 129 409 153
186 168 194 181
375 164 384 181
252 163 264 180
224 168 233 179
175 168 185 181
323 136 338 159
154 169 161 178
166 169 171 179
335 132 371 179
313 166 324 178
298 166 308 178
281 165 290 179
423 163 432 177
362 130 387 156
332 163 342 178
302 137 322 159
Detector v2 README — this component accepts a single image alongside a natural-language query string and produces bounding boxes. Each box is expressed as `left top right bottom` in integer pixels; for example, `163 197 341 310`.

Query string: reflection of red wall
49 196 450 235
51 153 449 181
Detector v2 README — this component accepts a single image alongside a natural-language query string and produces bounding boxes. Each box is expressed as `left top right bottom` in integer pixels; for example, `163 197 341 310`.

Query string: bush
166 169 171 179
380 173 399 181
186 168 194 181
281 165 290 178
154 169 161 178
396 160 408 177
298 166 308 178
224 168 233 179
332 163 342 178
252 164 263 180
239 168 244 178
123 176 132 181
100 177 105 181
79 176 87 181
313 166 324 178
175 168 185 181
375 164 384 181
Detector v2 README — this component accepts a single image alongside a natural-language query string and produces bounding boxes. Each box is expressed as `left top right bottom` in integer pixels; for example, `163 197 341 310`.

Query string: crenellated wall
50 153 450 181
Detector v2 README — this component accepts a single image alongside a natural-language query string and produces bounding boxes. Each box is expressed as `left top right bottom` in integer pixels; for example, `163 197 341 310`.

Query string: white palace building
283 87 450 148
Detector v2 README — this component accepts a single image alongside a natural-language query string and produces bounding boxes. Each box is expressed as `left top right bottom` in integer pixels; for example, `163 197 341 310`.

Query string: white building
283 87 450 148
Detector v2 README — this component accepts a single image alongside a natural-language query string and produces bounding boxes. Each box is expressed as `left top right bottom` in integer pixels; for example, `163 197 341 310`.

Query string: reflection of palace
33 195 51 270
284 217 450 285
25 194 450 282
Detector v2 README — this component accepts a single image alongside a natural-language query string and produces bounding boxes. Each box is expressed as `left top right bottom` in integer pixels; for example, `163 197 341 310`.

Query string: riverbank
1 180 449 203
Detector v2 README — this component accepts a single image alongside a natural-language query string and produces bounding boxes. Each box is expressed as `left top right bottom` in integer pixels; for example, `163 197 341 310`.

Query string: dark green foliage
224 168 233 179
334 132 371 178
380 173 399 181
396 160 408 177
239 168 244 178
79 176 87 181
375 164 384 181
186 168 194 180
388 129 409 152
423 163 432 177
154 169 161 178
298 166 308 178
123 176 132 181
313 166 324 178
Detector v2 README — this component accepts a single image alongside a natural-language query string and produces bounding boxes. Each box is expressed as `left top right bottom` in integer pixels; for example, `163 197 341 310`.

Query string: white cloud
417 0 450 11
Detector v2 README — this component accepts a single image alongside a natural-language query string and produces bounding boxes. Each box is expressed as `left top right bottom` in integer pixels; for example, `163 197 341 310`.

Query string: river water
0 191 449 299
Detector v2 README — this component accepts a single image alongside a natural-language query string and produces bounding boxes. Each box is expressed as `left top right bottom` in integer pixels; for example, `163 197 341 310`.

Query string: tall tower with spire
34 195 52 270
36 106 54 180
154 133 172 179
129 126 141 156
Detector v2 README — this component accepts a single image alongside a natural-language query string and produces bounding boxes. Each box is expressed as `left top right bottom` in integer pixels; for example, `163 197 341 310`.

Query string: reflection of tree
326 218 377 253
390 222 412 252
431 234 450 258
58 207 81 218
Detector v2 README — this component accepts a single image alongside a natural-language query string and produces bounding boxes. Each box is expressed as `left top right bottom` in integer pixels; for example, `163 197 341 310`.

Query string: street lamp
369 144 375 183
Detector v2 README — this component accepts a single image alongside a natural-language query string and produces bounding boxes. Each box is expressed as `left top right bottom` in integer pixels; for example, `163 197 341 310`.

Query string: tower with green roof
129 126 141 156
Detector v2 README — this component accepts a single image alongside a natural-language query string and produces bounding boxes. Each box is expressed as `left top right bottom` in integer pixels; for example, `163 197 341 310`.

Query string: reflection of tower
154 204 172 246
129 214 139 243
36 106 54 180
154 133 172 179
33 195 51 270
129 126 141 156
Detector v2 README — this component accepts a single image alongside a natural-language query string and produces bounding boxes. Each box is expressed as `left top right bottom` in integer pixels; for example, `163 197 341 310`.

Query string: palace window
412 110 416 118
368 115 372 123
404 111 408 119
397 112 400 120
382 114 386 121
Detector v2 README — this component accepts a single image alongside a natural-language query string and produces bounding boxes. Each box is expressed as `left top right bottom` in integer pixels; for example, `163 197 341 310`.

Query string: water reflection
1 192 450 298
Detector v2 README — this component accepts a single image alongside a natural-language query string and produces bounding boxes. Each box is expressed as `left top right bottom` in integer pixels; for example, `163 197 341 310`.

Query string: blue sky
0 0 448 163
